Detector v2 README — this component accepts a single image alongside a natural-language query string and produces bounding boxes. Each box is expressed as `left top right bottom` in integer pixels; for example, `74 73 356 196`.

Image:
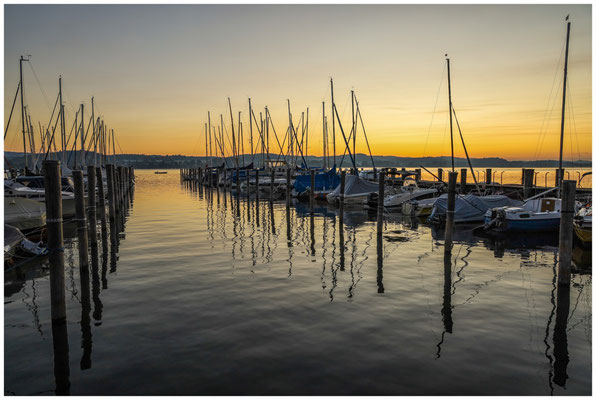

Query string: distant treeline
5 151 592 170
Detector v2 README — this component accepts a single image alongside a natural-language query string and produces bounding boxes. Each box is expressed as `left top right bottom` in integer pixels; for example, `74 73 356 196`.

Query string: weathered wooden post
43 160 66 322
437 168 443 183
73 170 89 272
339 172 346 271
310 169 315 213
236 168 241 198
270 169 275 202
255 169 260 203
286 168 291 208
460 168 467 193
523 168 535 199
86 166 98 247
444 171 458 254
557 180 576 286
485 168 492 185
106 164 116 220
415 168 422 183
96 167 108 238
556 168 565 193
377 172 385 235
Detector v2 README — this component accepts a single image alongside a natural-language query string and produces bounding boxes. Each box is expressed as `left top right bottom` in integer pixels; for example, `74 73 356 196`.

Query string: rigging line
422 62 447 160
354 96 376 170
452 105 480 192
266 108 291 166
566 79 583 163
27 60 52 112
535 76 564 159
333 103 356 170
533 39 566 160
4 81 20 140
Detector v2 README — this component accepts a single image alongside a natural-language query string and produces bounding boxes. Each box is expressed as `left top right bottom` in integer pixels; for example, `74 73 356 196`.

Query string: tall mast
330 78 336 167
79 103 85 169
228 97 237 168
238 111 244 166
446 56 454 172
91 97 96 166
19 56 28 170
305 107 309 163
111 129 116 165
351 89 356 173
207 111 211 167
59 76 66 165
322 101 326 170
248 98 253 159
558 18 571 191
220 114 225 164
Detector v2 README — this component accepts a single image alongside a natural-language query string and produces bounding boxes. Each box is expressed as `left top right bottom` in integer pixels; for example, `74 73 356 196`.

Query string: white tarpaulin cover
430 194 523 223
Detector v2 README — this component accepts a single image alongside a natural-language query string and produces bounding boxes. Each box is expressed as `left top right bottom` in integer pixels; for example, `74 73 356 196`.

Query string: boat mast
111 129 116 166
19 56 28 171
446 55 454 172
330 78 336 167
248 98 253 160
207 111 212 167
558 17 571 192
322 101 326 170
228 98 237 168
59 76 66 166
91 97 96 167
79 103 84 169
351 90 356 174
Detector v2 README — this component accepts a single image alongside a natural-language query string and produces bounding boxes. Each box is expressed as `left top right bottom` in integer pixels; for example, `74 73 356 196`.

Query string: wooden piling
485 168 492 185
73 170 89 272
460 168 467 193
523 168 535 199
236 168 240 198
444 171 458 254
557 180 576 286
43 160 66 322
340 170 346 206
106 164 116 220
377 172 385 234
96 167 108 239
437 168 443 183
86 166 98 247
414 168 421 183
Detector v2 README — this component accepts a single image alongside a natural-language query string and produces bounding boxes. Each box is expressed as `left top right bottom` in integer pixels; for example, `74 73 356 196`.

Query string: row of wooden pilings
182 166 576 287
43 160 135 325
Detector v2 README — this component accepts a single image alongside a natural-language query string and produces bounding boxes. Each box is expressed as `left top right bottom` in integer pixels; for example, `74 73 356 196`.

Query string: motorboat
384 180 440 212
4 197 46 232
402 197 439 218
5 180 77 217
483 197 563 232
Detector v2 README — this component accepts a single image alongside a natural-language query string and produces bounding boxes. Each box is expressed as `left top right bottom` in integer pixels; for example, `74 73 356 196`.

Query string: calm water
4 169 592 395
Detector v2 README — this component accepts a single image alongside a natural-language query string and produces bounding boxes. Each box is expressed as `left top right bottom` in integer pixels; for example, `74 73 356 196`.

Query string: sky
4 4 592 161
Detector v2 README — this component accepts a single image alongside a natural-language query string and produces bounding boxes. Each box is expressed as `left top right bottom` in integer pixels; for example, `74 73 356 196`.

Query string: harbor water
4 169 592 395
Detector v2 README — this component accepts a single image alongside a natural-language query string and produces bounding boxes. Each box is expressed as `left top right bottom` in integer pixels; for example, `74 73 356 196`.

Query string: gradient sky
4 4 592 161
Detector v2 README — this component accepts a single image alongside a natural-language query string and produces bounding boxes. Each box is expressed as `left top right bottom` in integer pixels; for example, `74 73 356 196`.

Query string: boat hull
483 216 560 232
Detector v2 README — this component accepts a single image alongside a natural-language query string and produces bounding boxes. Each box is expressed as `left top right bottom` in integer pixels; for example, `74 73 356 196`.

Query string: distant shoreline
4 151 591 170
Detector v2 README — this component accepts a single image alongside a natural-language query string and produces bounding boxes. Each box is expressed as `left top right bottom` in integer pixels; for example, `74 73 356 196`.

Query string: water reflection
51 321 70 395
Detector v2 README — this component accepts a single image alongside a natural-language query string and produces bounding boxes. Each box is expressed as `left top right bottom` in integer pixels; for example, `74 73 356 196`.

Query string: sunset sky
4 4 592 161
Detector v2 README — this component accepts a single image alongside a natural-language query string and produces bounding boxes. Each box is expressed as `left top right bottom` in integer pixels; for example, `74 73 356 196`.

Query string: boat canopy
431 194 523 223
293 167 340 194
328 175 379 197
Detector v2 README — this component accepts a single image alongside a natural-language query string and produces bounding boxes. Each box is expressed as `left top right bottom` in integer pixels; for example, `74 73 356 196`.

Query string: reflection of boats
429 194 521 224
484 197 563 232
292 168 340 199
4 197 46 232
154 171 168 174
573 204 591 245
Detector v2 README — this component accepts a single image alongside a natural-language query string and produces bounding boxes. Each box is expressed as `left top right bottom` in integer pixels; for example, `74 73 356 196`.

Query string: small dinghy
327 175 379 206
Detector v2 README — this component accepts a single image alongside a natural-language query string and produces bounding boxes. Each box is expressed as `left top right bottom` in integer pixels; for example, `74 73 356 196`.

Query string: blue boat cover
293 167 340 194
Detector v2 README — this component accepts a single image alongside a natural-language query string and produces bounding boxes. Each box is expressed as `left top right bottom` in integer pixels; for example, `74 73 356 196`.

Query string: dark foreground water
4 169 592 395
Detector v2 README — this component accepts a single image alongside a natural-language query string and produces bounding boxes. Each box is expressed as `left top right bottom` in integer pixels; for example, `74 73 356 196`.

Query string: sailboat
483 16 574 233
